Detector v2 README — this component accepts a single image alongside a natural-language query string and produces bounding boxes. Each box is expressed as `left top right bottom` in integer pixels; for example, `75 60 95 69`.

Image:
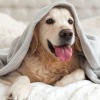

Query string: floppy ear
75 36 82 52
75 33 85 57
73 23 82 53
30 25 39 54
74 23 85 57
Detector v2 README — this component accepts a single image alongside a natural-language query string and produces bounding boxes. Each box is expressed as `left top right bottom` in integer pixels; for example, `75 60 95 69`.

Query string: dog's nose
59 29 73 40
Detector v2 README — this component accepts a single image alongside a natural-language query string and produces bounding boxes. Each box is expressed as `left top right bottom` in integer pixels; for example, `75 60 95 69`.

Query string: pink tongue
54 46 72 62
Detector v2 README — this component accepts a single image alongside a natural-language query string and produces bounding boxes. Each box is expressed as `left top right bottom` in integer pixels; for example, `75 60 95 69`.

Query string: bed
0 13 100 100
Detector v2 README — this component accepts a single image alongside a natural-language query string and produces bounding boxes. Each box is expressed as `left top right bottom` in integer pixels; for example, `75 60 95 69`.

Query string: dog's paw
7 84 30 100
7 76 30 100
55 69 85 86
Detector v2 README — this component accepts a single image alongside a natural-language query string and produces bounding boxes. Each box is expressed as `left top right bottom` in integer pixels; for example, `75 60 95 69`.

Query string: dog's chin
47 40 73 62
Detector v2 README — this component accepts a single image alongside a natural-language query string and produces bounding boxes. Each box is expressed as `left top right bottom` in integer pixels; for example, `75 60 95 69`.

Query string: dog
0 7 85 100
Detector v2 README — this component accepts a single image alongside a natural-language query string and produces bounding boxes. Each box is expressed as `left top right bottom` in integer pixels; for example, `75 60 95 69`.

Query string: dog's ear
74 28 83 54
73 23 82 53
75 36 82 52
75 35 85 57
30 25 39 54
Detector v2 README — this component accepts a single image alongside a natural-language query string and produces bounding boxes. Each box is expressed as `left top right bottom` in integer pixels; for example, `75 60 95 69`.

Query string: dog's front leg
55 69 85 86
7 76 30 100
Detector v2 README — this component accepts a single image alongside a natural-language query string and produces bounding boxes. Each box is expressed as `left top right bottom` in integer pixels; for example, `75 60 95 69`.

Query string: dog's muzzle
47 29 73 62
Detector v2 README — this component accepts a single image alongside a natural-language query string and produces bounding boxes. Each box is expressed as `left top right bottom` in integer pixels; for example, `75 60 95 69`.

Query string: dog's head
31 7 82 62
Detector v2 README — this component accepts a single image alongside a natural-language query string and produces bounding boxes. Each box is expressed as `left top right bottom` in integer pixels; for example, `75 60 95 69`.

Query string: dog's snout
59 29 73 40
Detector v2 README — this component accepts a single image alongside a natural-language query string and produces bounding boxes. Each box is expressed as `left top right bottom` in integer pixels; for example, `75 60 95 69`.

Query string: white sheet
0 14 100 100
0 80 100 100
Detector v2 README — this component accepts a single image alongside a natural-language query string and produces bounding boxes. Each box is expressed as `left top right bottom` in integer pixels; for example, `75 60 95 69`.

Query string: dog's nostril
62 32 67 37
69 32 73 37
59 31 66 38
63 33 67 37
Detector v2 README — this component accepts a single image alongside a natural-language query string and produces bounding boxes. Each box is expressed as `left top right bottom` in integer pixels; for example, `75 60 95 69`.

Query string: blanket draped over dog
0 0 100 84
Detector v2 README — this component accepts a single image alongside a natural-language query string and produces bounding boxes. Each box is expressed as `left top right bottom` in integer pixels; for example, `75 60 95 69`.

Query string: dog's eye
46 18 55 24
68 19 73 25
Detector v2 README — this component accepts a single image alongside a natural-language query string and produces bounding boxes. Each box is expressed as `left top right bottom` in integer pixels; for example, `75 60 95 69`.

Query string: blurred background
0 0 100 21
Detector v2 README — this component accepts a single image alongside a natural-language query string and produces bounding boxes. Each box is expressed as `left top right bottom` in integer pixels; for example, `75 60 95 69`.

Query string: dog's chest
17 52 80 84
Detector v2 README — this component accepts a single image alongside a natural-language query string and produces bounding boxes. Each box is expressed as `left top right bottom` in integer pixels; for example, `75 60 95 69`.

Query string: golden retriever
0 7 85 100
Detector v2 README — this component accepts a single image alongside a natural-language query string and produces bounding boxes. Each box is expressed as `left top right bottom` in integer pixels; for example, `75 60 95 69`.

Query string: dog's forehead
46 8 72 18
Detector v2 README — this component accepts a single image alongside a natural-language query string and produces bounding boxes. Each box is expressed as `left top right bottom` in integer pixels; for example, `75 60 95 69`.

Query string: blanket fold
0 0 100 84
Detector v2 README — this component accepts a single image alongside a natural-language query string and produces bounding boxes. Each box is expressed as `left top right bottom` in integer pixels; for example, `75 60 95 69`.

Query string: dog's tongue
54 46 72 62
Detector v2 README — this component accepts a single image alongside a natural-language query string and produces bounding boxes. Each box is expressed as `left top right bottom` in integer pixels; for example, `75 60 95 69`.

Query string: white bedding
0 13 100 100
0 80 100 100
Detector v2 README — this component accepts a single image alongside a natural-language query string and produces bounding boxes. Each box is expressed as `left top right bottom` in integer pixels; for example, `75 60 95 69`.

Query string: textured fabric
0 13 26 48
1 80 100 100
0 0 100 84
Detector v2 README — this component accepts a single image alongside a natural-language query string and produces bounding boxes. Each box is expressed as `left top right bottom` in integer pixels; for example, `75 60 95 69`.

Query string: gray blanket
0 0 100 84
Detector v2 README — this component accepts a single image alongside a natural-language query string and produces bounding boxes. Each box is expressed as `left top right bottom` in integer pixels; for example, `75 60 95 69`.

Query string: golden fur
16 25 82 85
